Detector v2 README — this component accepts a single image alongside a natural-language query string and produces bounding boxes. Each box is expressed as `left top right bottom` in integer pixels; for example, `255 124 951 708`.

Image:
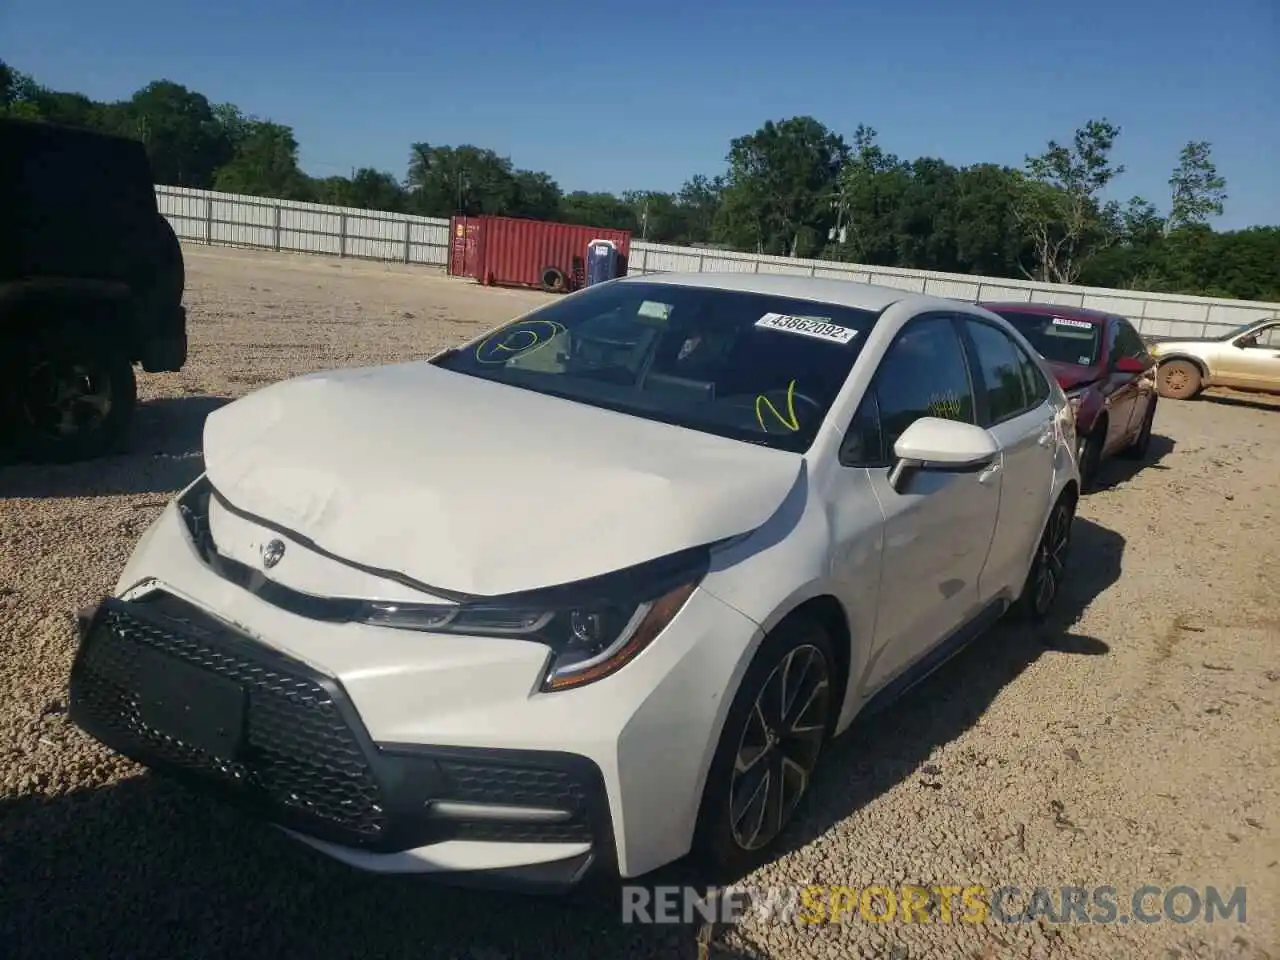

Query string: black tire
692 616 837 882
1119 396 1157 460
1011 493 1076 623
9 331 136 463
1076 421 1104 493
539 266 567 293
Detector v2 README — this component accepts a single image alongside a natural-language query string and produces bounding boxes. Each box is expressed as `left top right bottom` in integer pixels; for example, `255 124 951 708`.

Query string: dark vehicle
981 302 1158 490
0 117 188 462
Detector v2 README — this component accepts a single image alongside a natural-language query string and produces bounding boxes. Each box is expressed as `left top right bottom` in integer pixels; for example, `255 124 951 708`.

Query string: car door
1213 321 1280 390
956 315 1058 603
1111 317 1156 439
836 313 1001 698
1096 318 1141 452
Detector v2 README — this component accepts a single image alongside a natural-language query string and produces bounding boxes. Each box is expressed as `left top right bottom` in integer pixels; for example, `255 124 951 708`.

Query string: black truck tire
8 325 137 463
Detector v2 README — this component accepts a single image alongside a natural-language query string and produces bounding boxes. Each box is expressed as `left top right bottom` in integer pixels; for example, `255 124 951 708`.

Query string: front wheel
1012 494 1075 623
693 618 836 881
1076 425 1104 492
1119 396 1157 460
1156 360 1202 400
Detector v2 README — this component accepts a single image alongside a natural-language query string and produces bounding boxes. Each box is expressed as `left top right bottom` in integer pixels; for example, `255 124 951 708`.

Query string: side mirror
1235 335 1258 349
1113 355 1148 374
888 417 999 493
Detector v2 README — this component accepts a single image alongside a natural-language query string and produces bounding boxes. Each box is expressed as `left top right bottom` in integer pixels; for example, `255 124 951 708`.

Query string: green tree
830 125 907 265
560 191 637 231
950 163 1028 277
1015 119 1126 283
118 81 234 187
511 170 562 220
213 121 310 199
1166 140 1227 233
0 60 42 118
405 143 526 217
675 174 724 245
715 116 848 257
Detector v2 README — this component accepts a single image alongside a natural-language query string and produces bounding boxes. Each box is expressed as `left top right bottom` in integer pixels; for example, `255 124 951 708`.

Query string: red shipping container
471 215 631 293
447 215 483 278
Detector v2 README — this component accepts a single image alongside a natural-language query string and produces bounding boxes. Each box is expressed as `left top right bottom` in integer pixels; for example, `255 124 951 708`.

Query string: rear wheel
9 330 136 463
1012 493 1076 623
693 617 836 881
1157 360 1202 400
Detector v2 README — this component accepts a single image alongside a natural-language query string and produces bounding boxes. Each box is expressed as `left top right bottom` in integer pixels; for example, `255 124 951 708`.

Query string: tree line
4 61 1277 302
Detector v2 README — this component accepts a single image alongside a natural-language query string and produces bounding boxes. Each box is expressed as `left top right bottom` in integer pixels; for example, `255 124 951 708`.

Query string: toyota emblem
262 539 286 569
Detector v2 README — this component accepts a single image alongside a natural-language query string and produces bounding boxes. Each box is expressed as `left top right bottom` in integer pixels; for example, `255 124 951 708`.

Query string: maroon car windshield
991 310 1103 367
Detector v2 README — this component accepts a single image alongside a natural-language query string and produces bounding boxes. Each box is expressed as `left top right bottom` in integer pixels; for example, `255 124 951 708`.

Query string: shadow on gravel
0 396 229 499
0 518 1124 960
0 776 718 960
1200 391 1280 413
1091 432 1175 492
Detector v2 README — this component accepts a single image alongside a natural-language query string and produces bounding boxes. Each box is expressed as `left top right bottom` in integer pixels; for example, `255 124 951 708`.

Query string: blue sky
5 0 1277 228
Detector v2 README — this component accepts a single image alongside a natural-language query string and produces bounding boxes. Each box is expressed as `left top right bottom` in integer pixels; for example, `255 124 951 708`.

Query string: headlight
355 549 707 693
1065 388 1085 416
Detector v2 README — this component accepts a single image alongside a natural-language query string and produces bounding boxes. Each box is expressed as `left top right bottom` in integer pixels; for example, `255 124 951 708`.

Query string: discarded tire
540 266 568 293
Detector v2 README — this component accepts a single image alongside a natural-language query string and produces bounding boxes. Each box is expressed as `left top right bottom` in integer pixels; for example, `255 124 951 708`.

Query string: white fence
156 185 1280 341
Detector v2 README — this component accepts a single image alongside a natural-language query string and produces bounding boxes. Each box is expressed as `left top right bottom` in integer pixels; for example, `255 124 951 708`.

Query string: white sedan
68 272 1081 889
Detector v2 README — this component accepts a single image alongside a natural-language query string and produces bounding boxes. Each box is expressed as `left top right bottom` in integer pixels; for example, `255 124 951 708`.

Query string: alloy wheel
1033 502 1073 616
728 644 831 851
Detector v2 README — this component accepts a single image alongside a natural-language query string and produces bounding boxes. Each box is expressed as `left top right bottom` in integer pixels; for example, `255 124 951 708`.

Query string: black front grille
70 595 618 861
70 599 388 846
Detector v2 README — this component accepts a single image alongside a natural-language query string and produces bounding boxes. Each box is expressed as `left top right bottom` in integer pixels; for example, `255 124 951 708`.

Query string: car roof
980 301 1113 325
617 271 955 314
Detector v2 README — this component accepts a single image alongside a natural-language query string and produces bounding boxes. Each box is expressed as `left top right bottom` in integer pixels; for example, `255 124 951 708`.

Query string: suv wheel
11 335 136 463
694 617 835 881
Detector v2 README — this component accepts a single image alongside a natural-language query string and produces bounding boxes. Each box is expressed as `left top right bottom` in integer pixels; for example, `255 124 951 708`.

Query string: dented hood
201 362 804 597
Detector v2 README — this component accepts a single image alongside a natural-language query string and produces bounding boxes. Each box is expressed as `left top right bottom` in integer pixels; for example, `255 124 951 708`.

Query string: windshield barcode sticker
1052 317 1093 330
756 313 858 344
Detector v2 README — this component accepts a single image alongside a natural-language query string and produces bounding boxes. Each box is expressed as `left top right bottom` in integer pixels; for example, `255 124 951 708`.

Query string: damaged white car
69 272 1080 889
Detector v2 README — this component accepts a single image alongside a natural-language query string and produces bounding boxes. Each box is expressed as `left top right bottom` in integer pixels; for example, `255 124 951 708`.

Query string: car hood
201 362 804 597
1045 360 1101 391
1150 338 1213 355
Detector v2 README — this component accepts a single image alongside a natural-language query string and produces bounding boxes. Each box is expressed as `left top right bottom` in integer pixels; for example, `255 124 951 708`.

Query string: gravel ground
1 244 1277 960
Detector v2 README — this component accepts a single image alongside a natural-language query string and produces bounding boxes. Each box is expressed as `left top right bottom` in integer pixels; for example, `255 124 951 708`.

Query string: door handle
978 461 1001 484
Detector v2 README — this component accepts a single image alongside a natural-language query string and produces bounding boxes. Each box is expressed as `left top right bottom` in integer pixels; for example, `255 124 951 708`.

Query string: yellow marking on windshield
475 320 566 364
755 379 802 432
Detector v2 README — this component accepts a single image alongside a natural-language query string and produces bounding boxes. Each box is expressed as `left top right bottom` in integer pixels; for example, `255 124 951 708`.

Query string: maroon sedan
980 303 1159 490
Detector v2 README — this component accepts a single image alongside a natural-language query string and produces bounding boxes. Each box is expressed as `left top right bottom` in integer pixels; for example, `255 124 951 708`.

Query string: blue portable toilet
585 239 619 286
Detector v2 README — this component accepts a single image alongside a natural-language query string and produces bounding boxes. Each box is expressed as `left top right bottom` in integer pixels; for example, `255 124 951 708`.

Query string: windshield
1215 320 1265 341
991 309 1103 367
433 281 882 453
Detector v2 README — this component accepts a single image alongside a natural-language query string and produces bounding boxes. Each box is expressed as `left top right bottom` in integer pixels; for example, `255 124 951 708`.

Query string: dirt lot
1 244 1277 960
